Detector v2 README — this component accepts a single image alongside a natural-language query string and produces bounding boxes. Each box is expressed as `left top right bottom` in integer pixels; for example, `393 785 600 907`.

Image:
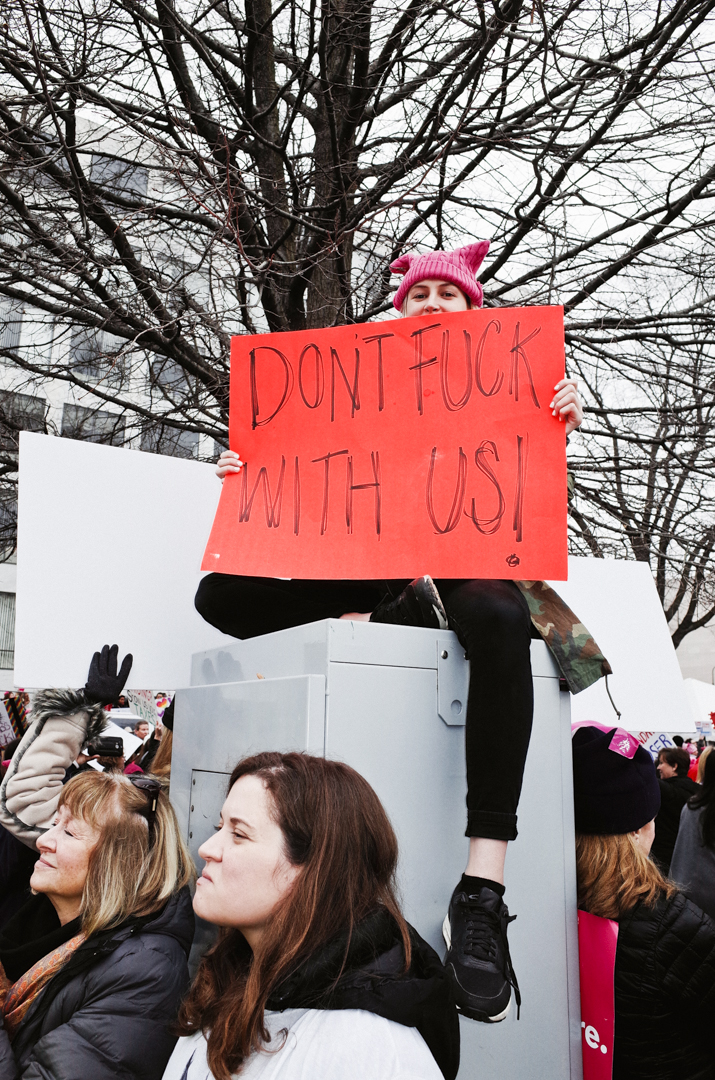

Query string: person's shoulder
286 1009 442 1080
678 800 702 823
82 924 190 999
626 890 715 948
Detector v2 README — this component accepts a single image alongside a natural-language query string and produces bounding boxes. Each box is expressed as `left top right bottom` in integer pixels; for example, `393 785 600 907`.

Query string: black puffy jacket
0 887 194 1080
614 891 715 1080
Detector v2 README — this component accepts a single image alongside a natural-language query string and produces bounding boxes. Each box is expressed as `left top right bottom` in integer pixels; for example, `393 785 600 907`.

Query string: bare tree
0 0 714 640
568 329 715 647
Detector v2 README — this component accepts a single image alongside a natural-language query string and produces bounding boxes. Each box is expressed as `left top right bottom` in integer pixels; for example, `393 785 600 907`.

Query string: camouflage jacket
515 580 612 695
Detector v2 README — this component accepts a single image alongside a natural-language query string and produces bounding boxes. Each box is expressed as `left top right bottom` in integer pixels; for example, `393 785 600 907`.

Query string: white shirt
162 1008 443 1080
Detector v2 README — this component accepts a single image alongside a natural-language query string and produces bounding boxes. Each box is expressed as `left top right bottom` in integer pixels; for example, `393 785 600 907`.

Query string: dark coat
0 826 37 930
651 775 700 873
614 891 715 1080
266 908 460 1080
0 887 194 1080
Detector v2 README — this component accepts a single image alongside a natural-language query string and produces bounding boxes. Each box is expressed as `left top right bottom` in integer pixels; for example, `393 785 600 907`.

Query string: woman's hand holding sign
551 378 583 436
216 449 244 480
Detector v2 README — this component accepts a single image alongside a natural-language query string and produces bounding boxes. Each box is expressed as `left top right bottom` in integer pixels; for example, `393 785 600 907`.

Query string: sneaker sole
442 913 512 1024
420 576 448 630
432 603 449 630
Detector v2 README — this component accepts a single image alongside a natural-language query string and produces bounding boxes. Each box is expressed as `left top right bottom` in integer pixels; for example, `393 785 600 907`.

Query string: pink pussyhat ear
389 254 413 276
458 241 490 273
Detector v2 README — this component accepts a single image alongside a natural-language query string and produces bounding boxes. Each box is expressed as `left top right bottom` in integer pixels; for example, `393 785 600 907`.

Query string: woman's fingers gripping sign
216 449 244 481
550 378 583 437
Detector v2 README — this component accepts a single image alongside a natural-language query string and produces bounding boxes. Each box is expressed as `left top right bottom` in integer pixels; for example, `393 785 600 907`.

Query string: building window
0 592 15 670
141 421 199 460
0 300 23 352
150 358 190 394
62 403 125 446
0 495 17 562
90 155 148 199
70 327 125 385
0 391 48 451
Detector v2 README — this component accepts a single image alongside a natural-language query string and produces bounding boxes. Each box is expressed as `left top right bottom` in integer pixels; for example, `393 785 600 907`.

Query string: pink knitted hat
390 241 490 311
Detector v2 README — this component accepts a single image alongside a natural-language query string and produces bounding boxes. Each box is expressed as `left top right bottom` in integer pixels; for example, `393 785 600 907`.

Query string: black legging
195 574 534 841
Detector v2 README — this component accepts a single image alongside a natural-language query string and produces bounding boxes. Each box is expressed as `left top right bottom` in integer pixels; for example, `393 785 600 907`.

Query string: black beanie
161 698 174 732
572 725 661 835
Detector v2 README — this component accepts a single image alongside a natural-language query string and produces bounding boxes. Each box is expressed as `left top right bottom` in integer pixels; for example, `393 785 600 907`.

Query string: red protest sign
202 306 568 580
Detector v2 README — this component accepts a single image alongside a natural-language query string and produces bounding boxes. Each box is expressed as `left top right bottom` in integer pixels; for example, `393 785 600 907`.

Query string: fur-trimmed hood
31 688 107 743
0 689 107 848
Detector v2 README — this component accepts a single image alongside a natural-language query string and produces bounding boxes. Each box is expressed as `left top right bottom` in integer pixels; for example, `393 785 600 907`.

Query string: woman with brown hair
163 752 459 1080
573 725 715 1080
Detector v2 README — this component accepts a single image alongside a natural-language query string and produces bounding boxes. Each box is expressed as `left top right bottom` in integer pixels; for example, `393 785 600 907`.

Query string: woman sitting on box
195 243 606 1025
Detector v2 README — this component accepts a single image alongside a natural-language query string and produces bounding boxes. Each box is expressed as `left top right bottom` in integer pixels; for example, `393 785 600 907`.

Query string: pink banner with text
578 908 618 1080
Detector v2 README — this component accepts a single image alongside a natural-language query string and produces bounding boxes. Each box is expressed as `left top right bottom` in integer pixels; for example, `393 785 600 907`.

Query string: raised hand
84 644 133 706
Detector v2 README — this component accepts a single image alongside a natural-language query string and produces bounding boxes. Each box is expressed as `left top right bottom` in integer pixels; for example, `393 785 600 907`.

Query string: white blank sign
548 557 692 733
15 433 234 689
683 678 715 732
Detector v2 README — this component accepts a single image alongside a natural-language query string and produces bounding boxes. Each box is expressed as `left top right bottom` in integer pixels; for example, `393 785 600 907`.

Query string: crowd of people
0 245 713 1079
1 649 714 1080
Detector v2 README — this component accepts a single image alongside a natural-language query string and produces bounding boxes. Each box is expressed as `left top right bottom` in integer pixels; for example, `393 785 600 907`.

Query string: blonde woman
0 765 194 1080
0 648 195 1080
573 725 715 1080
697 745 713 783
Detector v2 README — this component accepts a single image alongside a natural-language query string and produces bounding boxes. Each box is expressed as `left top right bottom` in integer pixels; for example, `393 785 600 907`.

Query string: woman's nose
38 829 57 852
198 831 223 862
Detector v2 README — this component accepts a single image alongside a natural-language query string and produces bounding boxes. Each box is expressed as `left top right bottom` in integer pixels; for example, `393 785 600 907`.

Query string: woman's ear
389 254 412 275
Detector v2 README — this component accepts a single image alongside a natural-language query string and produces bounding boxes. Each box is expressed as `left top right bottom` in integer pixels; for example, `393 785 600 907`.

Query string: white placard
15 433 235 689
0 700 14 745
548 557 692 732
638 731 676 760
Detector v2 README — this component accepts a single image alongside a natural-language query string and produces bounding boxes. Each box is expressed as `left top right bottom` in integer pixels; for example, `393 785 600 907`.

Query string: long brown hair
59 771 194 937
575 831 677 920
177 752 410 1080
149 729 173 779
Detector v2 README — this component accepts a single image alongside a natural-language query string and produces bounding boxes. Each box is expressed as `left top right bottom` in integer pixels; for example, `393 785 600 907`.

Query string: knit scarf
0 932 85 1040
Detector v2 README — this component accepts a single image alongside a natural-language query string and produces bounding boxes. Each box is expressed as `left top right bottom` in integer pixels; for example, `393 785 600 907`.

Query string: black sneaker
369 575 448 630
443 885 521 1023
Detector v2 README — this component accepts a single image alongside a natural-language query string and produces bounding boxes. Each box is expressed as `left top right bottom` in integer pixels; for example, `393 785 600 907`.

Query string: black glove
84 644 133 706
